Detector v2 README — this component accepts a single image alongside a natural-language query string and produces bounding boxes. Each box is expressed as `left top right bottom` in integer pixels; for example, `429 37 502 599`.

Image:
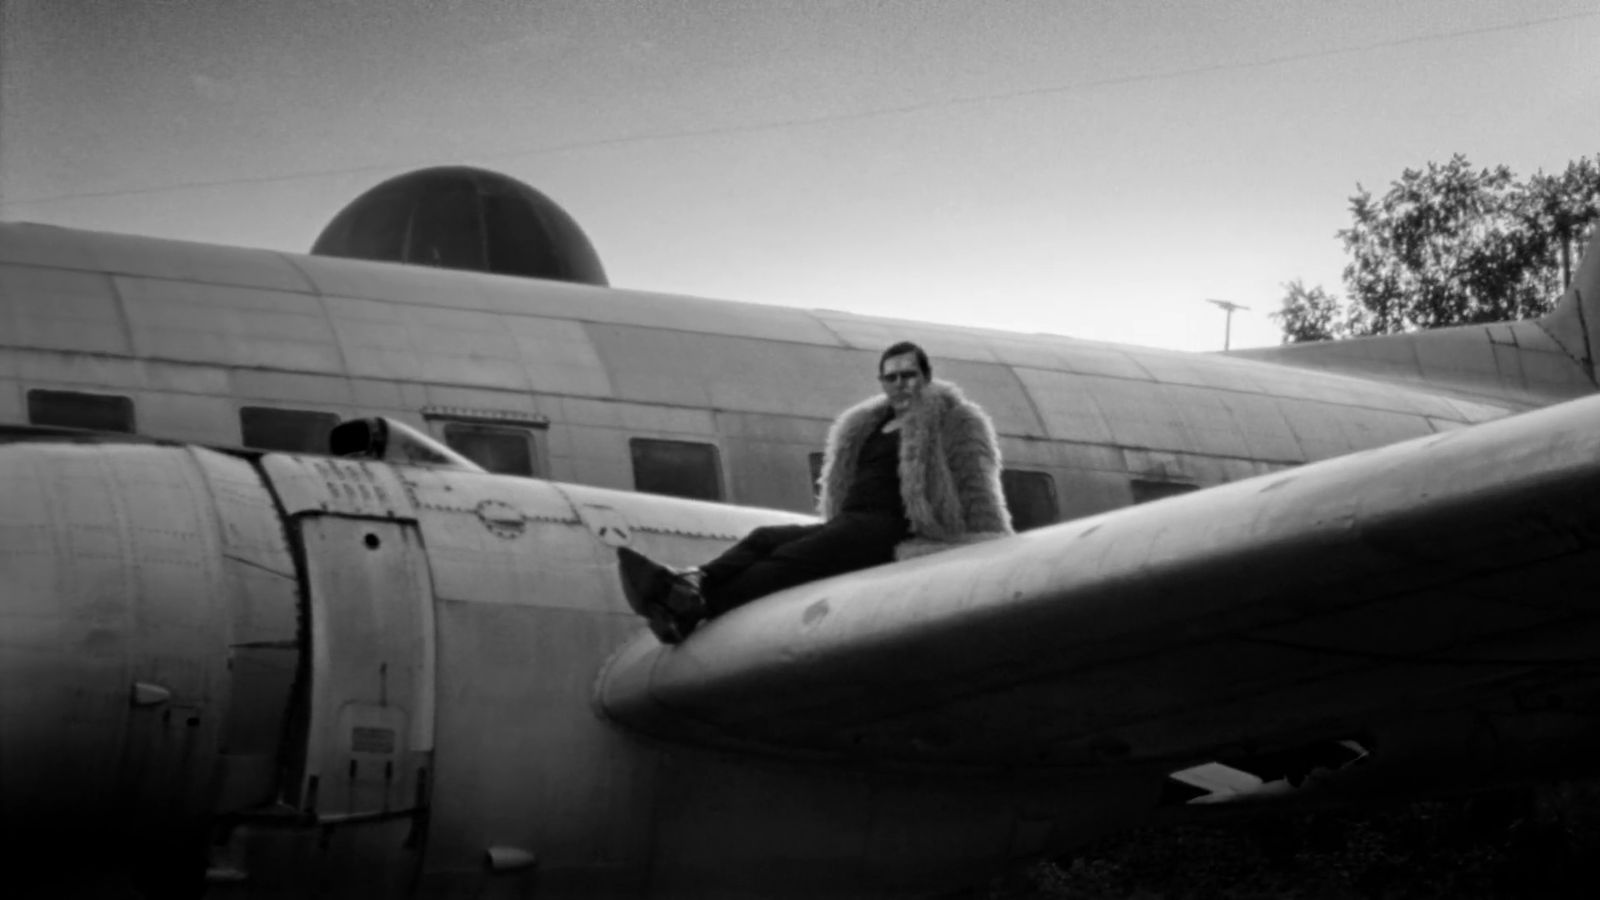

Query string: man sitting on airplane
618 341 1013 644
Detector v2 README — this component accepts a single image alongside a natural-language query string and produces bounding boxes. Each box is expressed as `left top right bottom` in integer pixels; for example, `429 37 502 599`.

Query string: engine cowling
0 444 300 893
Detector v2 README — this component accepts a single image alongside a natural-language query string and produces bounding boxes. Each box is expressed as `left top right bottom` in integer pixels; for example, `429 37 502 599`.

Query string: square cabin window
27 389 135 433
1001 469 1059 532
442 422 540 477
631 438 723 502
239 407 341 453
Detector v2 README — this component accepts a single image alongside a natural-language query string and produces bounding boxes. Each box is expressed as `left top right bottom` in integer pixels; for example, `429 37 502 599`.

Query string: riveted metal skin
17 431 1600 896
0 444 294 891
0 442 1151 897
263 453 416 519
2 222 1595 523
598 392 1600 772
1 221 1599 896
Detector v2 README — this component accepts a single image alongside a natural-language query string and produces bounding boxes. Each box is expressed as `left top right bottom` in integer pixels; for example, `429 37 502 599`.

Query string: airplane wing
600 392 1600 791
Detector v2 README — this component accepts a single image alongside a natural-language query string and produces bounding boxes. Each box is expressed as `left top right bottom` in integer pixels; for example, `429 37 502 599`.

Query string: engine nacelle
0 444 299 892
0 441 1181 898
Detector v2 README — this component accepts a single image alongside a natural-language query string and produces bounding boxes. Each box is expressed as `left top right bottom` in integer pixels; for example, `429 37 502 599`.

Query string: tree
1270 279 1346 343
1520 156 1600 291
1273 154 1600 344
1342 155 1535 331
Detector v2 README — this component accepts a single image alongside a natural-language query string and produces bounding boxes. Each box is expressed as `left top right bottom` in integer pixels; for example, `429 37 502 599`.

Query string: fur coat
817 379 1012 542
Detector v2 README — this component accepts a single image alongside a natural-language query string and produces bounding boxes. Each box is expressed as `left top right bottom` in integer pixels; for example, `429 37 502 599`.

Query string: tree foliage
1272 279 1347 343
1273 154 1600 343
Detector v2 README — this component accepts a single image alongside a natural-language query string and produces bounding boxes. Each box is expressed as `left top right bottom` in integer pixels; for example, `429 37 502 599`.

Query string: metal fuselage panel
0 439 1152 897
2 223 1580 525
345 465 1154 897
1 227 1596 895
0 443 299 871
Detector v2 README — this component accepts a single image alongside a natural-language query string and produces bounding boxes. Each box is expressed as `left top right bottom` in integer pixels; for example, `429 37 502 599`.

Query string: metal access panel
294 516 436 819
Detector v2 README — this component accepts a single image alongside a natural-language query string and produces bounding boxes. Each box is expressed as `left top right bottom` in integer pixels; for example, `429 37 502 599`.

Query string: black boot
617 547 707 644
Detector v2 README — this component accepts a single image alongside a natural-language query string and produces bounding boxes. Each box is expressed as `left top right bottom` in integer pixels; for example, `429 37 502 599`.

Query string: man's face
879 351 926 412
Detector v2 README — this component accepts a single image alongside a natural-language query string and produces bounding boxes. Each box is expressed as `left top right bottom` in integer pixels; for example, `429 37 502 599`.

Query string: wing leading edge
600 393 1600 775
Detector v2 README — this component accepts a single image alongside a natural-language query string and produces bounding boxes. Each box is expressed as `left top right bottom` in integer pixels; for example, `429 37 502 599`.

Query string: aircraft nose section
0 442 232 848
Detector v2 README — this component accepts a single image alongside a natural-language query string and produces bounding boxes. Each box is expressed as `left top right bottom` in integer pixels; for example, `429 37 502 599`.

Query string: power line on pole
1206 299 1250 351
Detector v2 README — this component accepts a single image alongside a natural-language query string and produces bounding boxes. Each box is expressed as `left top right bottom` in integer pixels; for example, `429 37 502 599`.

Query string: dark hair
879 341 931 379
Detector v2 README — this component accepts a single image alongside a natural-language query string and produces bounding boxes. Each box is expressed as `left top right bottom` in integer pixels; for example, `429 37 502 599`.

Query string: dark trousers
700 512 908 615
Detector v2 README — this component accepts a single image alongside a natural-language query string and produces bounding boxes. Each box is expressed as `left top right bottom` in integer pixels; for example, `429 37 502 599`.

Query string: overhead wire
3 8 1596 209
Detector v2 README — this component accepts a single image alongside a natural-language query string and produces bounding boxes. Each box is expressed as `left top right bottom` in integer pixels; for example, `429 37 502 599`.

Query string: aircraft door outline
290 515 437 822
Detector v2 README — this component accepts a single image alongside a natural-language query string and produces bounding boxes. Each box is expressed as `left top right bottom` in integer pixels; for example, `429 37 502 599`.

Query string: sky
1 0 1596 352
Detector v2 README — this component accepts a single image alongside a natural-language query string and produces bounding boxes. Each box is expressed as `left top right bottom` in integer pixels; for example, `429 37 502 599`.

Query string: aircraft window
1130 479 1200 504
631 438 723 502
26 389 135 433
808 452 825 500
1001 469 1058 531
239 407 341 453
442 422 540 477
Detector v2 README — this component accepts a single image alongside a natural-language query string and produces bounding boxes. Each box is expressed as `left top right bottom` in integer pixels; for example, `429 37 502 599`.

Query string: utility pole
1206 299 1249 351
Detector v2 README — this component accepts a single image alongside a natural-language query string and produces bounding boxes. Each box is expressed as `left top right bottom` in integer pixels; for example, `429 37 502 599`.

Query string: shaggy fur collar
818 379 1012 540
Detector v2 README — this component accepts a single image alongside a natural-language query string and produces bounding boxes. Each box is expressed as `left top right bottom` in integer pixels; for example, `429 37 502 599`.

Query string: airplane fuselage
3 222 1591 526
3 222 1598 898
